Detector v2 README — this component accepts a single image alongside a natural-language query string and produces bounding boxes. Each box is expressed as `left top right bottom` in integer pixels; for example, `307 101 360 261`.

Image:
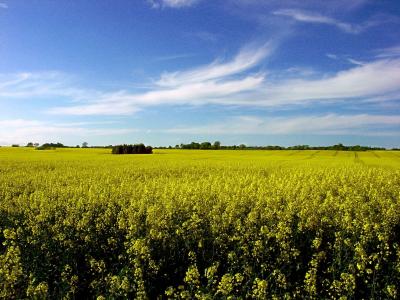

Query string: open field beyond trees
1 147 400 298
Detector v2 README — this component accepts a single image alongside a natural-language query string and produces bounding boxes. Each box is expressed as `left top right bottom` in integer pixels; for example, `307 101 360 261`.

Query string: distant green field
0 147 399 298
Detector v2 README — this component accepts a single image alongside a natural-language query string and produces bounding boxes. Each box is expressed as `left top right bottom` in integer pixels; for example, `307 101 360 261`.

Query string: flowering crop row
0 148 399 298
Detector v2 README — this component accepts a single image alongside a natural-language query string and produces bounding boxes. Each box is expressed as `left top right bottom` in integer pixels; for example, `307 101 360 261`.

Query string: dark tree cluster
301 143 386 151
41 143 65 148
112 144 153 154
177 141 221 149
35 142 65 150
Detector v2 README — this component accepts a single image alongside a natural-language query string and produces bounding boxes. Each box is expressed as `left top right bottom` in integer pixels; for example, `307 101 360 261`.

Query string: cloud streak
47 42 275 115
149 0 200 9
0 119 138 145
153 53 197 62
156 41 274 87
273 9 375 34
165 114 400 136
251 59 400 106
2 42 400 117
375 45 400 58
0 72 98 100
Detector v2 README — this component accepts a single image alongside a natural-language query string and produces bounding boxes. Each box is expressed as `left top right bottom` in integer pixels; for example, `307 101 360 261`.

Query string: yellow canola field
0 147 399 299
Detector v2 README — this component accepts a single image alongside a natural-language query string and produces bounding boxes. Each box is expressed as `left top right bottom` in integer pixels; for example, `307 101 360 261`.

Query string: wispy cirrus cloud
273 9 378 34
187 31 218 43
156 41 274 87
166 114 400 136
48 41 275 115
153 53 197 62
375 45 400 58
0 3 7 9
0 119 138 145
229 0 368 12
2 42 400 116
49 75 265 115
149 54 400 108
149 0 200 9
251 58 400 106
0 72 98 100
49 100 142 116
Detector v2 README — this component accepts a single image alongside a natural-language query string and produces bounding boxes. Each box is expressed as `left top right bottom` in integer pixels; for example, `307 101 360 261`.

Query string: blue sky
0 0 400 147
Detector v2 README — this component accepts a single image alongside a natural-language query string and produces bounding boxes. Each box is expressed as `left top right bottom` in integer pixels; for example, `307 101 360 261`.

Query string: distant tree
11 144 19 147
26 142 34 147
33 143 40 147
41 143 65 148
332 143 346 151
175 145 180 149
82 142 88 148
76 145 80 148
200 142 212 149
190 142 200 149
239 144 246 149
213 141 221 149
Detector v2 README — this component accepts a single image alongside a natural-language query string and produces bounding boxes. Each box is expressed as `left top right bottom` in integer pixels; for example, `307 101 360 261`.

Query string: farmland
0 147 399 299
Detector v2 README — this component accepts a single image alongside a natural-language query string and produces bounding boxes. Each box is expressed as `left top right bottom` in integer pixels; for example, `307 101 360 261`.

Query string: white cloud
149 0 200 9
49 101 141 116
48 42 274 115
261 59 400 105
375 45 400 58
346 58 365 66
46 56 400 114
0 72 97 100
156 41 274 87
48 74 265 115
153 53 197 62
326 53 365 66
0 3 7 9
326 53 338 60
212 58 400 107
3 43 400 117
273 9 373 34
165 114 400 136
141 75 265 104
0 119 138 145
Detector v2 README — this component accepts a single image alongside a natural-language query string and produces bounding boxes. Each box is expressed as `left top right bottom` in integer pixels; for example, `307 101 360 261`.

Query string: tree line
6 141 394 151
157 142 387 151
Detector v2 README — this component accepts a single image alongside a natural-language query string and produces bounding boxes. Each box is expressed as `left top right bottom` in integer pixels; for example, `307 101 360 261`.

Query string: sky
0 0 400 147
